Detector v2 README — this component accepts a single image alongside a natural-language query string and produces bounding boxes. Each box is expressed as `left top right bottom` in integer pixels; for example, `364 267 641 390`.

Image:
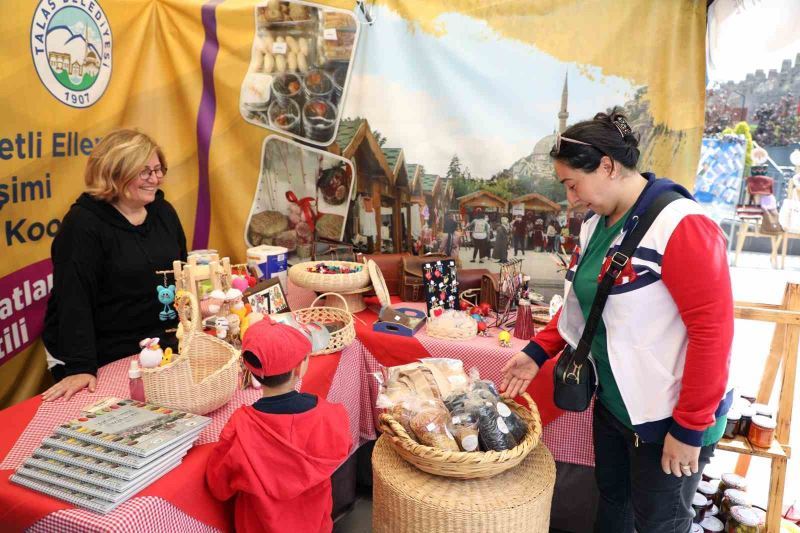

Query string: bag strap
572 189 685 365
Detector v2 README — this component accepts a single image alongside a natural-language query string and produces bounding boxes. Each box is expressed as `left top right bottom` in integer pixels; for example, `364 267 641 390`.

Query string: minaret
558 72 569 133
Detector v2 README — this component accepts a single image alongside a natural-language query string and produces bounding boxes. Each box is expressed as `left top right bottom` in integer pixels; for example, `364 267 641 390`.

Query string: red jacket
206 400 352 533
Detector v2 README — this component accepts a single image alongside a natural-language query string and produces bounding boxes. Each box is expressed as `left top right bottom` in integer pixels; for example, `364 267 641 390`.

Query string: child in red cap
205 319 352 532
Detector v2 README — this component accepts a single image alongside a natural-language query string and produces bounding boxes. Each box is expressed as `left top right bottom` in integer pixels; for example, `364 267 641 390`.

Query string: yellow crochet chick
160 347 174 366
498 330 512 348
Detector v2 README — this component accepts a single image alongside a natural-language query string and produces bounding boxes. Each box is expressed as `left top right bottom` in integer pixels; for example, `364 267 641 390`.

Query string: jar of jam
693 492 709 523
726 505 762 532
703 465 722 483
692 523 704 533
747 415 776 449
751 403 774 419
720 489 751 522
739 406 756 437
709 504 720 517
715 474 747 507
700 515 725 533
697 482 717 509
723 411 741 439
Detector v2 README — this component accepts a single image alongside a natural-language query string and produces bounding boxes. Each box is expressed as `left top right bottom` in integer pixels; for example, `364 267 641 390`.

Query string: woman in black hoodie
41 129 187 401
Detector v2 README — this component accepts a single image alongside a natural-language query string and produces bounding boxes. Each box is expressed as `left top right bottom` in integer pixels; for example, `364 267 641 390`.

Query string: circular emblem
30 1 113 108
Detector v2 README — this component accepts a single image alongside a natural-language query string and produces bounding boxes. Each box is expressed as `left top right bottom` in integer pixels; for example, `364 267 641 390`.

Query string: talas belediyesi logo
30 0 113 108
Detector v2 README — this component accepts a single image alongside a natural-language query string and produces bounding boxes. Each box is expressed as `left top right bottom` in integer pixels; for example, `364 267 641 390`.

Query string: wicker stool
372 436 556 532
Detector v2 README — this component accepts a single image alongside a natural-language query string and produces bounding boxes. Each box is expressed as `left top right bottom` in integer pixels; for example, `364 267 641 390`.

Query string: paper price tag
272 42 288 54
324 28 338 41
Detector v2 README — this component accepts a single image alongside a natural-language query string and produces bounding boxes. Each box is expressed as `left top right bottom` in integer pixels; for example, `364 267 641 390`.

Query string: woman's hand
500 352 540 398
661 433 701 477
42 373 97 402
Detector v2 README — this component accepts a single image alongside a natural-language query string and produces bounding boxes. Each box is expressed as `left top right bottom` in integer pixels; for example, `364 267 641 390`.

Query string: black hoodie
43 191 187 377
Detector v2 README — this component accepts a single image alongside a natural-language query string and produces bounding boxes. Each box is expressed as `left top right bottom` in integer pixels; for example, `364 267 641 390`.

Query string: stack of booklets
11 397 211 514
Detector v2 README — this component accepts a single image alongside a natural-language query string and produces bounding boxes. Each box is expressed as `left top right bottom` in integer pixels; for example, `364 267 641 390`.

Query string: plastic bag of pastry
389 397 420 442
469 399 519 452
420 358 470 396
410 403 460 451
449 408 480 452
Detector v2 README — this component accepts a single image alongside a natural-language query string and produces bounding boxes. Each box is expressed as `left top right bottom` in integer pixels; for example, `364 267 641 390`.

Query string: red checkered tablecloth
0 284 594 531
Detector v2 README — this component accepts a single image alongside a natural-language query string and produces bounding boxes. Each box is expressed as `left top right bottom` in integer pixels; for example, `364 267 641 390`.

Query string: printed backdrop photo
1 0 706 407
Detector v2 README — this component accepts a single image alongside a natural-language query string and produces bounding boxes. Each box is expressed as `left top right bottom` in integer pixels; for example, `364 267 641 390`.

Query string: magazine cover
54 398 211 457
14 460 182 504
33 443 191 481
43 431 202 468
9 474 119 514
29 444 190 484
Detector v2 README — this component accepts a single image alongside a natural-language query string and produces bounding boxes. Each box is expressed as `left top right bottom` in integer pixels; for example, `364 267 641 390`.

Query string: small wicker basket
293 292 356 355
288 261 370 293
378 393 542 479
141 292 240 415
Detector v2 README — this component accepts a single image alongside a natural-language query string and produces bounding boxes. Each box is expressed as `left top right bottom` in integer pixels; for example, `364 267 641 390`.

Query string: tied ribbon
286 191 318 233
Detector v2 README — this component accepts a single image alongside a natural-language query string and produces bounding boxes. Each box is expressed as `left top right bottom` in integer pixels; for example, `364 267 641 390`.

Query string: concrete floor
333 249 800 532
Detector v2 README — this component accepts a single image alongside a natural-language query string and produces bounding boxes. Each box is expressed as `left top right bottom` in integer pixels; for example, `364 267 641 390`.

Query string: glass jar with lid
726 505 762 533
699 515 724 532
723 411 741 439
697 481 717 509
738 405 756 437
693 492 709 523
716 473 747 506
747 415 776 449
720 489 750 522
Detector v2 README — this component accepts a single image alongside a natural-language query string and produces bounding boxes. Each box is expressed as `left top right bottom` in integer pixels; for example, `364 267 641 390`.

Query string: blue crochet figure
157 284 177 321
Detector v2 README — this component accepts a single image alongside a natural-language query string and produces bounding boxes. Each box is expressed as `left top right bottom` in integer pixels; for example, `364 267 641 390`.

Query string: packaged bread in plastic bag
410 401 460 451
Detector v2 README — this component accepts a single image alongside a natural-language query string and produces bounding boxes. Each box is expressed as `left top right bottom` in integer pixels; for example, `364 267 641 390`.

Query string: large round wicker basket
141 292 240 415
288 261 370 292
379 393 542 479
293 293 356 355
372 435 555 533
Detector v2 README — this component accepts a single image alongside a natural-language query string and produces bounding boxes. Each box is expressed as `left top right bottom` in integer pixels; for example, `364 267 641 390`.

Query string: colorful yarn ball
231 276 249 292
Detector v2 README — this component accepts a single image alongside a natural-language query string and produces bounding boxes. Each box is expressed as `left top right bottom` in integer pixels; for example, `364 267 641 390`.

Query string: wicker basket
372 436 555 533
293 292 356 355
425 313 478 341
288 261 370 292
378 393 542 479
141 292 240 415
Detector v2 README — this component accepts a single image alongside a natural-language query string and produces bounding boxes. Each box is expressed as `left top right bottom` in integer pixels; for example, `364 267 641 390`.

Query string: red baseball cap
241 319 311 377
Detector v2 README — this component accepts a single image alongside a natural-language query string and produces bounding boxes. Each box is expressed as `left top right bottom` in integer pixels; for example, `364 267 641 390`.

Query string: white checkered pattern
27 496 222 533
3 292 594 531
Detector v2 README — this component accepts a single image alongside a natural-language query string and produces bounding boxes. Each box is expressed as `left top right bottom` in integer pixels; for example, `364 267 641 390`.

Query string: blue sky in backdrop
341 5 638 178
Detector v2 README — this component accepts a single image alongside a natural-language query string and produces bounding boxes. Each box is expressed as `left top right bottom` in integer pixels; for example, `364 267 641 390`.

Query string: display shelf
717 435 789 460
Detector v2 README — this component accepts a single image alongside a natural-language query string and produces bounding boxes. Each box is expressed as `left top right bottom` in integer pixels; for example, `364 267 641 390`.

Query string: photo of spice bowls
240 0 360 147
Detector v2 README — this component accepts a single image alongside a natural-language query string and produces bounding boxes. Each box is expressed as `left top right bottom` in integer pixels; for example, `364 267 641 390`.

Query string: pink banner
0 259 52 367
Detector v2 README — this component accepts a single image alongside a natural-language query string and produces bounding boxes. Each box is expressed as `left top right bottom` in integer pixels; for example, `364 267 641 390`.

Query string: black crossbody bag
553 190 684 412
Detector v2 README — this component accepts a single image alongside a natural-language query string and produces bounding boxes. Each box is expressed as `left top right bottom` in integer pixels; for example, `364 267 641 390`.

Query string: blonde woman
42 129 187 401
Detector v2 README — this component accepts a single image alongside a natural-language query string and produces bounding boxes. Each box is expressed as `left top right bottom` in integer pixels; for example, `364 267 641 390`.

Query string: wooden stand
172 255 233 301
734 218 783 268
716 283 799 532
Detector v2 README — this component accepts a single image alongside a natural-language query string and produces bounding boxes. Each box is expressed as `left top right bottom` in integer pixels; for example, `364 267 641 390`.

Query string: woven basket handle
378 413 404 440
311 292 350 313
177 291 201 333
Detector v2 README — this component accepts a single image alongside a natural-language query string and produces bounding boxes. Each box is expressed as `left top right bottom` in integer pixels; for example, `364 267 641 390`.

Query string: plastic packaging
471 400 518 452
410 403 460 451
449 409 480 452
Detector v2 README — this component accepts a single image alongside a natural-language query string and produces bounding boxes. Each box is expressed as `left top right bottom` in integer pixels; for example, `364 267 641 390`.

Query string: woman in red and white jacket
501 110 734 533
